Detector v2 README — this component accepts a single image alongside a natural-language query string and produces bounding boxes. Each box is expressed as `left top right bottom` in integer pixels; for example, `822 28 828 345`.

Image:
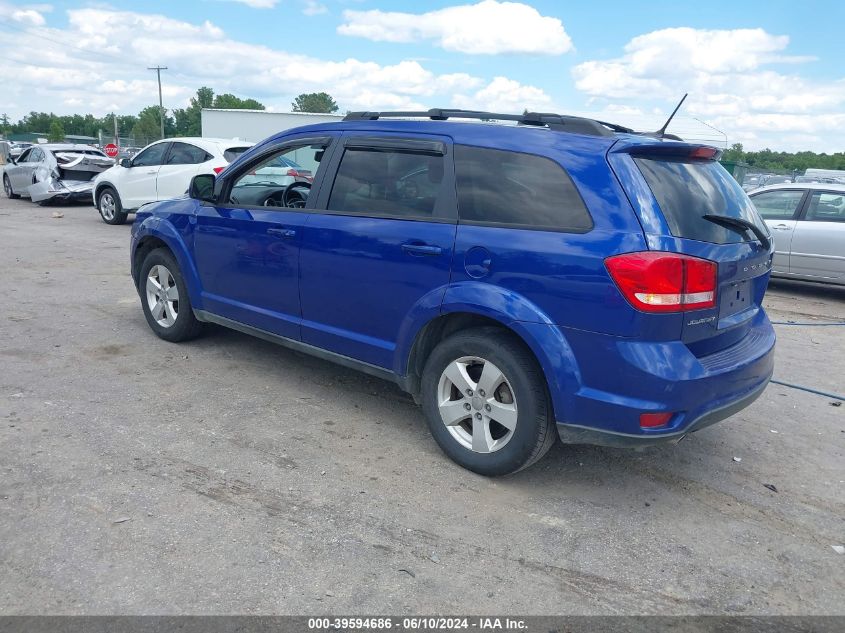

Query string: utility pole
113 112 119 147
148 65 168 139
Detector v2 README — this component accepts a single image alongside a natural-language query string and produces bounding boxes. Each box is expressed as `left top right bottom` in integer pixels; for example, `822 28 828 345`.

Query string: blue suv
130 109 776 475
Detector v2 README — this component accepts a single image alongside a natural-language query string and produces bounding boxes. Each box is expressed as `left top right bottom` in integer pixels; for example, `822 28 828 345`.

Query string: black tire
139 248 203 342
3 174 19 199
97 186 128 225
420 327 557 476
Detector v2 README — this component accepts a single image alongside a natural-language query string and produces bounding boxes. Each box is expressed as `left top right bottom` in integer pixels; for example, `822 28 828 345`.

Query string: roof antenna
655 93 688 138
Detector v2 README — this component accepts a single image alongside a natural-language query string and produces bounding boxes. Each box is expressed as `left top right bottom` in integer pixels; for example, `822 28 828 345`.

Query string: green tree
291 92 339 113
48 120 65 142
133 105 173 143
174 86 218 136
213 93 265 110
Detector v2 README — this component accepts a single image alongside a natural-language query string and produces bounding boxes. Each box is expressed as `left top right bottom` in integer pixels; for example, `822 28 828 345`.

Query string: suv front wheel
139 248 203 342
98 187 128 225
420 328 557 476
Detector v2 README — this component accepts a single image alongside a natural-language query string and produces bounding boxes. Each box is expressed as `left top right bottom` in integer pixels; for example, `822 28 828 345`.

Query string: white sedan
749 182 845 286
92 137 253 224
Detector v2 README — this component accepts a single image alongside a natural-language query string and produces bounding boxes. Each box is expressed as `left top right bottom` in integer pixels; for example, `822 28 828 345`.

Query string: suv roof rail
342 108 622 138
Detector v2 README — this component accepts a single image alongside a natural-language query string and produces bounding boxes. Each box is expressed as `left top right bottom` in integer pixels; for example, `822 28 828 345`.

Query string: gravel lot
0 195 843 615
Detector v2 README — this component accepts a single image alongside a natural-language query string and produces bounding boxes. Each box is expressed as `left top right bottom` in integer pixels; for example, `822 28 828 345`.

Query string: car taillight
286 169 300 178
213 166 226 174
605 252 717 313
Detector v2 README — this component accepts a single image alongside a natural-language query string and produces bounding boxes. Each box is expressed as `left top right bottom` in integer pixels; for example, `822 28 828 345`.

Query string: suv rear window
635 157 766 244
224 147 251 162
455 145 592 232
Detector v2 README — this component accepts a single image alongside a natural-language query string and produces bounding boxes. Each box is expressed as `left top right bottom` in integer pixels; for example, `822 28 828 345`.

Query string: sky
1 0 844 152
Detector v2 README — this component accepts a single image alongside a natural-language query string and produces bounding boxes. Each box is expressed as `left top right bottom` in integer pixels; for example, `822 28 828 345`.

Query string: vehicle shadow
195 322 733 499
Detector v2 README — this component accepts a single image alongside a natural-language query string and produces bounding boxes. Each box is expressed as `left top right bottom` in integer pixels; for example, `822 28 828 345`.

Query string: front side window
133 143 168 167
327 149 445 218
165 142 210 165
750 190 805 220
805 192 845 222
454 145 592 231
16 149 33 162
228 143 324 208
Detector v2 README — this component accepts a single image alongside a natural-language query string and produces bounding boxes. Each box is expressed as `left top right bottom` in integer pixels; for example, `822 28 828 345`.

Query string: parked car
92 137 254 224
116 146 142 162
129 109 776 476
749 182 845 285
9 142 34 159
3 144 113 203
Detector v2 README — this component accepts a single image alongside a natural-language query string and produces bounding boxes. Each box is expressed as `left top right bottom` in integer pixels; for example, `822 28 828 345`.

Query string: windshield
635 157 767 244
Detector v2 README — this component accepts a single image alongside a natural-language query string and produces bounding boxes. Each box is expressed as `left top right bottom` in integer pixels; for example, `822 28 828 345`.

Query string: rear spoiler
609 141 722 160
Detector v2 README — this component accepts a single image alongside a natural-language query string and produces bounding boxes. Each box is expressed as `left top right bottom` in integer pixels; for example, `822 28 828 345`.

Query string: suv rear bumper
556 375 770 447
530 309 776 447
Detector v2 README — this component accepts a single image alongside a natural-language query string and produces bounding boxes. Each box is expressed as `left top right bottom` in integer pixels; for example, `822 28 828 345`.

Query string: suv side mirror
189 174 216 202
119 158 131 168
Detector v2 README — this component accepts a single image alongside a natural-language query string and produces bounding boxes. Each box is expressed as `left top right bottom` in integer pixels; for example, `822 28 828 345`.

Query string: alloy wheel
145 264 179 328
436 356 518 453
100 192 116 221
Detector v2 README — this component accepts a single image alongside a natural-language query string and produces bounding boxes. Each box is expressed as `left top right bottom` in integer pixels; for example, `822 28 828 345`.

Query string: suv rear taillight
605 252 717 313
213 166 226 174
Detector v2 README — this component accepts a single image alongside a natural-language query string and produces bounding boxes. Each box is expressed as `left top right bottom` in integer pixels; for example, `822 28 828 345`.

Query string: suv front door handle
401 243 442 257
772 224 792 230
267 228 296 239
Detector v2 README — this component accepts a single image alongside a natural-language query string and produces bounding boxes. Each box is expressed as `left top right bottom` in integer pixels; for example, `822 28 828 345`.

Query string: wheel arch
132 220 204 310
399 302 581 423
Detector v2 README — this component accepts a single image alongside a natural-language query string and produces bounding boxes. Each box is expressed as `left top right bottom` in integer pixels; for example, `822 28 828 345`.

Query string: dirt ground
0 196 842 615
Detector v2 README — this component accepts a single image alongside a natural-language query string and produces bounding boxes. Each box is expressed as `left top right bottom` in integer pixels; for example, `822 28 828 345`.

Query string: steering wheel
282 181 311 208
262 190 286 207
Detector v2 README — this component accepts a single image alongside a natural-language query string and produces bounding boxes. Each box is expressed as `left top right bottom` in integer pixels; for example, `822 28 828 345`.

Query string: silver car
3 144 113 203
749 183 845 286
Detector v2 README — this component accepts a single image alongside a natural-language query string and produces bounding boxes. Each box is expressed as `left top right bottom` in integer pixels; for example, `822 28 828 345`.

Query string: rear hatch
612 143 773 356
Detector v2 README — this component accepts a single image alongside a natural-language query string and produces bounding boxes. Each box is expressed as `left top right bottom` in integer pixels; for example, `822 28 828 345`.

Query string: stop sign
104 143 118 158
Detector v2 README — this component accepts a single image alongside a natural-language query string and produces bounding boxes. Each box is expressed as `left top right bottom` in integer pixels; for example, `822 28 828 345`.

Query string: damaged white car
3 144 113 204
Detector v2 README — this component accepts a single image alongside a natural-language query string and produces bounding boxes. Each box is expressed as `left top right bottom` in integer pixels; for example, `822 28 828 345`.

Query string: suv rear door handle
267 228 296 239
402 242 442 257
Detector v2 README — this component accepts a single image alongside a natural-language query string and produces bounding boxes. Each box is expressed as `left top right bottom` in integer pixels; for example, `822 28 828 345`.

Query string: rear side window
165 142 210 165
635 157 766 244
805 191 845 222
454 145 592 232
224 147 251 162
750 189 805 220
327 149 446 219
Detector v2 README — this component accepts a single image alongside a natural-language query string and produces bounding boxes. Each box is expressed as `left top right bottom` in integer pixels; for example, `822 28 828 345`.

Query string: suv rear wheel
139 248 203 342
420 328 557 476
98 187 128 225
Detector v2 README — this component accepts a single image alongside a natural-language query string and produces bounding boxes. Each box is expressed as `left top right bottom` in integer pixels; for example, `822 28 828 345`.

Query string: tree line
0 89 340 143
721 143 845 173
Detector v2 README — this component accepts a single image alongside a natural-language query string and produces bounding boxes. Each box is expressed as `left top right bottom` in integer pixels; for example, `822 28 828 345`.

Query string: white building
201 109 343 143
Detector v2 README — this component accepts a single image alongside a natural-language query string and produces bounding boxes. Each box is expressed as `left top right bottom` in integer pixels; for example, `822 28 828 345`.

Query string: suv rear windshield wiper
702 214 770 250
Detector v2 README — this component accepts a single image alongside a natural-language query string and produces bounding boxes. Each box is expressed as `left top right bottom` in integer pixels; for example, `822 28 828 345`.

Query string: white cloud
572 27 845 151
0 2 51 25
0 7 545 124
11 9 45 25
302 0 327 16
452 76 552 112
338 0 573 55
222 0 278 8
